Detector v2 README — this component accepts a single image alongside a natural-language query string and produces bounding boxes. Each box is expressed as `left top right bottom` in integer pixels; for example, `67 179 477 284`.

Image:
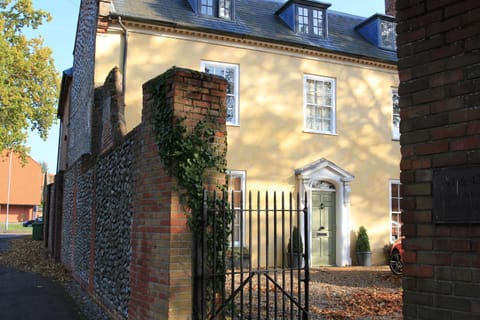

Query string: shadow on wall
96 12 400 264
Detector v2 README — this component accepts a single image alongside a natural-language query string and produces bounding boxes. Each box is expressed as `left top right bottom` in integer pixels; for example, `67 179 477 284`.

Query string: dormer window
200 0 214 15
199 0 232 19
276 0 330 38
380 20 396 50
297 6 326 36
356 14 397 51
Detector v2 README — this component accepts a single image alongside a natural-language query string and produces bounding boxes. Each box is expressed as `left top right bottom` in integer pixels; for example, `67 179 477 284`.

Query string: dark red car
389 237 403 275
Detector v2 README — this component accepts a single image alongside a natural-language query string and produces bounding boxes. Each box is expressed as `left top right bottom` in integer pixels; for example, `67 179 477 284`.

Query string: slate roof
110 0 397 64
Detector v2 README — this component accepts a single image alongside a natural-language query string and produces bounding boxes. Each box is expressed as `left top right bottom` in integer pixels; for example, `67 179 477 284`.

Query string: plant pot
227 256 249 269
356 251 372 266
225 248 250 269
288 252 304 268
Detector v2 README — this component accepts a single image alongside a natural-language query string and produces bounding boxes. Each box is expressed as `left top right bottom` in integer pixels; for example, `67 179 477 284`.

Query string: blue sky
26 0 385 173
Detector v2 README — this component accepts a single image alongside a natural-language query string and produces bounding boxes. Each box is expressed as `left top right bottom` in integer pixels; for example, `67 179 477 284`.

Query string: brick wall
385 0 396 16
92 67 127 156
129 68 227 320
61 135 135 320
93 133 136 318
59 67 227 319
0 205 33 224
61 64 135 319
397 0 480 318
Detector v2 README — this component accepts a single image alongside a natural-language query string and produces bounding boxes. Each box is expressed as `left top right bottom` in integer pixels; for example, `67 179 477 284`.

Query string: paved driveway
0 234 83 320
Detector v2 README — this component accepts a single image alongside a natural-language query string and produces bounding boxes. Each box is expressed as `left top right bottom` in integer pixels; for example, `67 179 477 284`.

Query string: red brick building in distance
0 152 44 224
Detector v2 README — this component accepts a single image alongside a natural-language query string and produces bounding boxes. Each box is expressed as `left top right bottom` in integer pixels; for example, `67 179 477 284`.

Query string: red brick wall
0 205 33 223
0 152 43 205
129 68 227 319
385 0 397 16
397 0 480 318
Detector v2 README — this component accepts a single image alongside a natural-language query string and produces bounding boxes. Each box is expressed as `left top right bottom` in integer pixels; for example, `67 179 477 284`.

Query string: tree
0 0 59 160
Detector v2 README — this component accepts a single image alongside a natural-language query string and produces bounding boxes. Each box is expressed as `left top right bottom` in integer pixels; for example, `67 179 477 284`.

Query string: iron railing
195 190 310 319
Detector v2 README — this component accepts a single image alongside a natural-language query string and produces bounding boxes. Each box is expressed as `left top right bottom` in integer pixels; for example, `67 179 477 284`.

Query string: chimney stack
385 0 396 16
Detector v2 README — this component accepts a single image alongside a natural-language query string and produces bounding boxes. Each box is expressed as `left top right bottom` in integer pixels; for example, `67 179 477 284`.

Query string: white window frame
311 8 325 36
227 170 246 247
296 5 326 37
389 180 402 242
218 0 232 19
200 0 214 16
201 61 239 126
303 74 336 134
297 6 309 34
199 0 232 19
392 88 400 140
379 20 397 50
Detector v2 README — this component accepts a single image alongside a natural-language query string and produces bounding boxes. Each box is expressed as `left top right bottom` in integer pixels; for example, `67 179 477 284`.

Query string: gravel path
221 265 401 319
308 266 402 319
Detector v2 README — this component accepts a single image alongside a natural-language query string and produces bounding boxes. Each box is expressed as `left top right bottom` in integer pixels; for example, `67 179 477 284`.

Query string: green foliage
0 0 59 157
226 246 249 259
152 69 231 307
355 226 371 252
0 222 30 233
288 226 303 253
152 72 228 229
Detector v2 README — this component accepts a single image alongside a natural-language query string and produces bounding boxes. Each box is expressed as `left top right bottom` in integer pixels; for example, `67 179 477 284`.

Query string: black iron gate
194 190 310 319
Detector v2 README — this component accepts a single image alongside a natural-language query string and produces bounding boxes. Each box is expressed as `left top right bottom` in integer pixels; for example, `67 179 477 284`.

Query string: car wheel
389 249 403 275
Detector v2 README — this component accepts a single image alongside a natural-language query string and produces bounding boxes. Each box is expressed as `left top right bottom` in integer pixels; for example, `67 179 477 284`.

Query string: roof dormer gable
188 0 234 20
356 14 396 50
276 0 331 38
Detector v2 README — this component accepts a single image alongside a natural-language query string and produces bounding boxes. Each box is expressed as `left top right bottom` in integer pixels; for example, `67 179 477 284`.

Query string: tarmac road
0 234 83 320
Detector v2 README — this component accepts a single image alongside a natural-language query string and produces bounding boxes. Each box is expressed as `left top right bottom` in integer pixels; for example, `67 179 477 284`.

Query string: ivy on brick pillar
130 68 227 320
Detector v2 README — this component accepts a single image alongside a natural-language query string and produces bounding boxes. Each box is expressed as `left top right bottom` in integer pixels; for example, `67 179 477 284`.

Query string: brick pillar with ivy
397 0 480 318
129 67 227 319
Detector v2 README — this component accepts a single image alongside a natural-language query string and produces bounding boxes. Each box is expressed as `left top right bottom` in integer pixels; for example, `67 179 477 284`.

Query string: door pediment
295 158 354 182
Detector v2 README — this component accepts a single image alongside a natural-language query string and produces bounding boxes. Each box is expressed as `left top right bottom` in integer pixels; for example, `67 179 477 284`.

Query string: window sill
303 129 338 136
197 14 234 22
296 32 326 39
303 130 338 136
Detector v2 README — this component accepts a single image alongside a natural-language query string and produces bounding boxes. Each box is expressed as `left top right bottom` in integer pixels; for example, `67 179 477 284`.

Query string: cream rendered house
65 0 399 266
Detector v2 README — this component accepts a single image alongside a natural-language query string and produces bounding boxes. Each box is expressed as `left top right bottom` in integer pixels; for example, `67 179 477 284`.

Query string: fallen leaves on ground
2 237 403 319
226 266 402 319
310 285 402 319
307 266 402 319
344 288 402 315
0 236 70 282
314 288 401 317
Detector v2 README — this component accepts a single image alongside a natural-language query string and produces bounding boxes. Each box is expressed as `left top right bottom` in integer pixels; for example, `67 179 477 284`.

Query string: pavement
0 233 84 320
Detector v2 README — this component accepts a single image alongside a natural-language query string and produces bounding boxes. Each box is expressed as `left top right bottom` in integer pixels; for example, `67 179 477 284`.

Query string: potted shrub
226 246 250 269
288 226 304 268
355 226 372 266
